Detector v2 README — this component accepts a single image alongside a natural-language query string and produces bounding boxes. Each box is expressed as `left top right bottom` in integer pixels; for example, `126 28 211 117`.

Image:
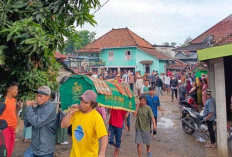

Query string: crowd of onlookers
0 69 210 157
92 69 209 106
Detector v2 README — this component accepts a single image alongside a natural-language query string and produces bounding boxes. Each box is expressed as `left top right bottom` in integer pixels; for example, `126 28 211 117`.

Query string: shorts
108 124 122 148
135 130 151 145
165 84 170 89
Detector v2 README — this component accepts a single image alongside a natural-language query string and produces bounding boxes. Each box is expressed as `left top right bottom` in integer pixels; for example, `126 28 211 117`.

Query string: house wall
99 47 166 75
100 47 137 67
159 61 166 74
136 49 161 75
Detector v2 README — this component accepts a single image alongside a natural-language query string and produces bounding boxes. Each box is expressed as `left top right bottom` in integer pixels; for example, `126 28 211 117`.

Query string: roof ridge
127 28 154 48
190 14 232 44
138 46 172 60
80 29 115 50
126 28 139 47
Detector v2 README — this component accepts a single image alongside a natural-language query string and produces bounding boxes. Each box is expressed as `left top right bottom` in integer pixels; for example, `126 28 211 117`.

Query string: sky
78 0 232 46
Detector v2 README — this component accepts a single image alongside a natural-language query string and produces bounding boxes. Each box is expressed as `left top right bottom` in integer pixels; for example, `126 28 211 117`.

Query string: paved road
13 95 218 157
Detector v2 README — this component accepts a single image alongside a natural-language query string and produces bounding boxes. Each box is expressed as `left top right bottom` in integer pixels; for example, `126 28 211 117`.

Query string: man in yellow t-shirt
61 90 108 157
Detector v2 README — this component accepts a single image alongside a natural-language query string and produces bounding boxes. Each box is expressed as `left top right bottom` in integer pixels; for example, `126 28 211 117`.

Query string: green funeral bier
59 75 136 112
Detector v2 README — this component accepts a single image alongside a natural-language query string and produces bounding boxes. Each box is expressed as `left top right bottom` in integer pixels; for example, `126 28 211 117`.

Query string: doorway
145 64 150 74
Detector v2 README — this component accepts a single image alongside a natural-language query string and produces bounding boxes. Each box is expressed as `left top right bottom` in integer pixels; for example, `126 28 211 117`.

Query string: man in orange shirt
0 81 19 157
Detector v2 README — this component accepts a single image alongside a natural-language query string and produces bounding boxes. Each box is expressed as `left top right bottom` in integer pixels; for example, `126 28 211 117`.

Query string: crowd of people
93 69 209 108
0 68 215 157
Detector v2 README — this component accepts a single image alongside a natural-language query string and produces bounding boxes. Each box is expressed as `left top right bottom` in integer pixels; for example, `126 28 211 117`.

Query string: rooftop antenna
202 35 214 46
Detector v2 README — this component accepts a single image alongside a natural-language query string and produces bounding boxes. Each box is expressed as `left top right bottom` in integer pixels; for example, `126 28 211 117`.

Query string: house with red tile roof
76 28 172 75
173 14 232 65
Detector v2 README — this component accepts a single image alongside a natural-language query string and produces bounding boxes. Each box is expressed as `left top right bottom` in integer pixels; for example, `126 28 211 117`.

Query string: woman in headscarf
196 77 202 105
202 79 208 106
186 80 192 95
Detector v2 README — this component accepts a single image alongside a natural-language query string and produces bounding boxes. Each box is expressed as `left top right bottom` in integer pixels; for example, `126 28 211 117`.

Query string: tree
64 30 96 54
0 0 100 100
181 36 193 47
162 42 170 46
171 42 177 47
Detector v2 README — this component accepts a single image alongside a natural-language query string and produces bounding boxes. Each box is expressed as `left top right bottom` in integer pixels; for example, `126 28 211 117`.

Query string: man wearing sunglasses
24 86 57 157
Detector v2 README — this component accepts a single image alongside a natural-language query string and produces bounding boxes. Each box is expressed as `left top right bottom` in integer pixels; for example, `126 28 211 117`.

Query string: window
108 51 114 61
125 51 132 60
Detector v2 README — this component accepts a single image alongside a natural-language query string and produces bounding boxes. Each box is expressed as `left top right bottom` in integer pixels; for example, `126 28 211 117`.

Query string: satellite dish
202 35 214 45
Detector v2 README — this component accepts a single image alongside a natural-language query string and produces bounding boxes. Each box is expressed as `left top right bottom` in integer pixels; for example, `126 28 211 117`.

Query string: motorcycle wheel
182 117 195 135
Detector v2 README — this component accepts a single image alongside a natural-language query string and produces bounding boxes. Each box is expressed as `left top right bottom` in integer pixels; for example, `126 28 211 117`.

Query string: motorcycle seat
191 110 203 119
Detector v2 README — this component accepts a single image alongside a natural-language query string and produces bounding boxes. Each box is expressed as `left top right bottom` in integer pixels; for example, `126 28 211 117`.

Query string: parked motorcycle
181 106 232 154
181 106 207 135
180 96 198 111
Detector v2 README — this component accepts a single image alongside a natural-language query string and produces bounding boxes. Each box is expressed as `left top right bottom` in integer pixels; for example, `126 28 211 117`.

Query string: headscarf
196 77 200 87
186 80 192 93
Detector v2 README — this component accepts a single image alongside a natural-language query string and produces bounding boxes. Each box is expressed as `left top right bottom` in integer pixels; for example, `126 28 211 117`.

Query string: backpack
0 131 7 157
0 98 7 157
0 98 6 115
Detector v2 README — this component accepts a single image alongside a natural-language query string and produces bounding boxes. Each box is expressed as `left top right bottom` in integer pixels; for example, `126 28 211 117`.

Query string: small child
134 95 157 157
136 77 143 96
142 80 150 95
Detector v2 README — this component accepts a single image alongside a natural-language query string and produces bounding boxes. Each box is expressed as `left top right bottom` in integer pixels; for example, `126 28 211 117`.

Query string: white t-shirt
164 76 170 85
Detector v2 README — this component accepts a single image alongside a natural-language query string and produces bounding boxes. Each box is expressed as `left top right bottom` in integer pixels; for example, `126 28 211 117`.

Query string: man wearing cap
203 89 216 148
61 90 108 157
24 86 57 157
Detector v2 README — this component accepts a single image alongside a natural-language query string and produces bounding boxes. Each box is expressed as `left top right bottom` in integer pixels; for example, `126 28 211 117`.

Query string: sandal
205 143 216 148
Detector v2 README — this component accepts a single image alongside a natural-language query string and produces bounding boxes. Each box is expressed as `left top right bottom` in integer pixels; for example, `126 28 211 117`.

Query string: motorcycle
181 106 232 154
180 96 198 111
181 106 208 135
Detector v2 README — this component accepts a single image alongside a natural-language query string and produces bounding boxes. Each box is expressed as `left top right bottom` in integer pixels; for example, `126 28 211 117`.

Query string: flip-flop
205 144 216 148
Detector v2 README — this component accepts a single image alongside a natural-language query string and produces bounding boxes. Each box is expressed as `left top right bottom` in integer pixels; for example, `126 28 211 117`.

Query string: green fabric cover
59 75 136 112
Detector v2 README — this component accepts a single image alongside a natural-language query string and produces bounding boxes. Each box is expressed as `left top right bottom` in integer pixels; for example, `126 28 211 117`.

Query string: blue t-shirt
146 95 160 117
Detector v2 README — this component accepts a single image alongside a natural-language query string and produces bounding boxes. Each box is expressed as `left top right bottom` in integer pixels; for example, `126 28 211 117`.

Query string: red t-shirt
109 109 126 128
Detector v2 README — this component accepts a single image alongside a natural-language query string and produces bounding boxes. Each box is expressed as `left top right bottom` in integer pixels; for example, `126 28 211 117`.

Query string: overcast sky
78 0 232 46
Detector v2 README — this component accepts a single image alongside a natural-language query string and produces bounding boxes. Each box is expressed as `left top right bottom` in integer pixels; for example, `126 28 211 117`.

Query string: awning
197 44 232 61
140 60 153 64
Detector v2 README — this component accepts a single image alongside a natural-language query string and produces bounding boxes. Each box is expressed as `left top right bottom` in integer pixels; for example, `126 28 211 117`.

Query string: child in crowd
134 95 157 157
142 80 150 95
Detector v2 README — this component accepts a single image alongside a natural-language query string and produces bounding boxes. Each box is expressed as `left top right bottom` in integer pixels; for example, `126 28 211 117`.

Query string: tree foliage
181 36 193 47
162 42 177 47
0 0 100 100
64 30 96 54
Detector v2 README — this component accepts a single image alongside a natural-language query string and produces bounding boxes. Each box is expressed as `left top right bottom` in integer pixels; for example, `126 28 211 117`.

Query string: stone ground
13 93 219 157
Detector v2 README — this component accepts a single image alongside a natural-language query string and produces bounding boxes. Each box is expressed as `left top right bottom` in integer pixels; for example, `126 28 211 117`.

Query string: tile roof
138 47 171 60
215 33 232 46
76 28 154 52
190 14 232 45
55 52 68 59
173 43 210 52
167 63 188 70
76 28 171 59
